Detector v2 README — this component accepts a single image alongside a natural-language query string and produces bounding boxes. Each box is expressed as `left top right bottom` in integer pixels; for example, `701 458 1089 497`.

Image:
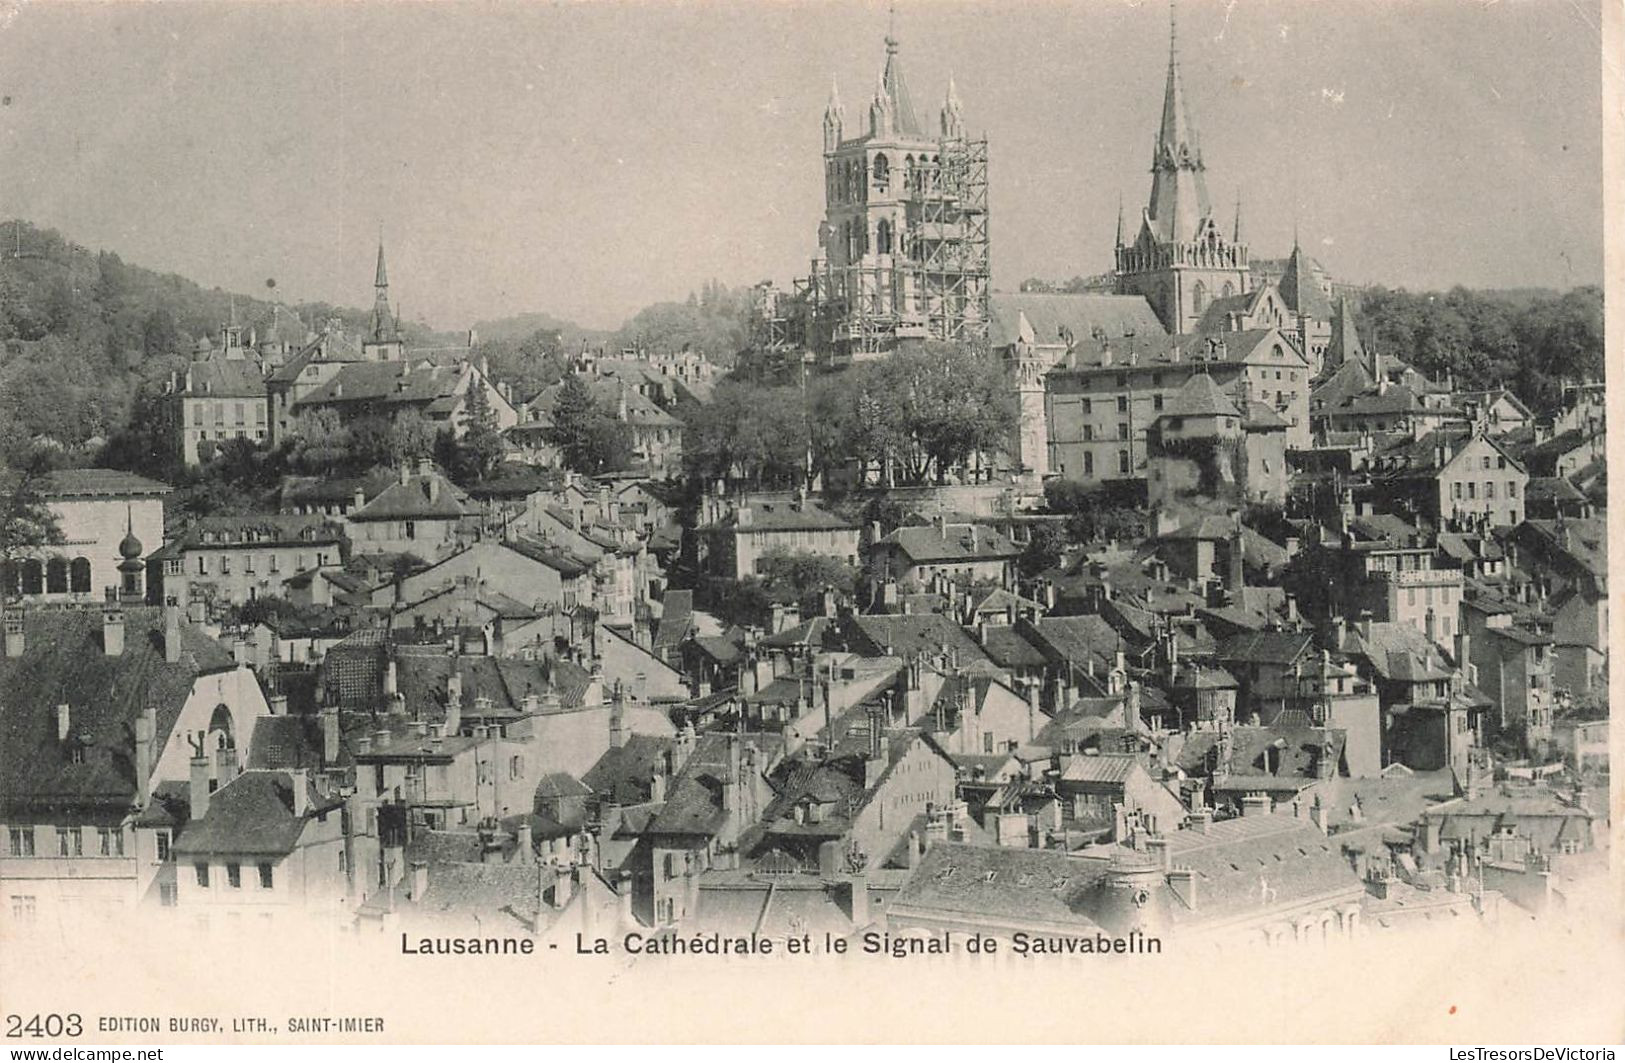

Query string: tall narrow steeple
824 75 846 151
1116 194 1125 249
940 73 965 139
877 4 923 138
371 237 396 342
1145 0 1211 243
1233 190 1244 244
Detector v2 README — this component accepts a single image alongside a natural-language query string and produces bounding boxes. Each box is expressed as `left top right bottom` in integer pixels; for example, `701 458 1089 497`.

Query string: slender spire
1116 193 1125 248
1145 0 1210 243
877 1 924 137
1233 190 1244 244
371 234 396 343
941 72 965 138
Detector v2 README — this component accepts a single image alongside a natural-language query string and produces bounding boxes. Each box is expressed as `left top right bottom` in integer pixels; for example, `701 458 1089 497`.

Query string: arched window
69 557 92 594
877 219 894 255
1222 282 1236 299
1192 282 1207 316
208 703 236 752
903 155 916 192
872 153 890 189
20 559 44 596
45 558 68 595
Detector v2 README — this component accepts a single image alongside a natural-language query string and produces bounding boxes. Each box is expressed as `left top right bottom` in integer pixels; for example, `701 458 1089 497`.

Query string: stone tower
1115 1 1250 335
809 20 989 362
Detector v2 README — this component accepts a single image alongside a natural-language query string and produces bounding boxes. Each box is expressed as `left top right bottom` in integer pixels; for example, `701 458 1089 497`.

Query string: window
1083 452 1094 476
1452 482 1463 501
69 557 92 593
1507 482 1518 498
1481 456 1491 470
1083 425 1094 441
58 827 82 858
1117 423 1129 440
7 827 34 857
245 553 256 574
1153 394 1164 411
1467 483 1477 499
197 555 209 575
1117 395 1128 413
257 863 274 889
1118 450 1131 475
404 521 416 541
1485 482 1496 500
155 830 171 863
226 863 241 889
220 555 231 575
10 895 36 922
1497 456 1507 469
97 827 124 857
1080 398 1092 415
195 863 210 888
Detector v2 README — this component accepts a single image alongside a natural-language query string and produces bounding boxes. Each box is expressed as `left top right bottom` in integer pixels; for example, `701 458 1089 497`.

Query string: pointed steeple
824 75 846 151
1145 0 1211 243
1326 295 1364 369
1233 190 1244 244
1116 194 1126 248
877 6 924 138
1278 236 1331 320
940 73 965 139
370 237 396 343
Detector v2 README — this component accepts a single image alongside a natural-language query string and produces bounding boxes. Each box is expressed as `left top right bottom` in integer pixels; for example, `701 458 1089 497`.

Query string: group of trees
547 376 635 476
703 547 859 629
685 341 1016 491
613 280 752 365
1356 285 1603 413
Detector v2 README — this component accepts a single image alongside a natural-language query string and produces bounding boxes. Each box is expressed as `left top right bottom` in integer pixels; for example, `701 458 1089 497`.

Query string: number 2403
6 1014 82 1038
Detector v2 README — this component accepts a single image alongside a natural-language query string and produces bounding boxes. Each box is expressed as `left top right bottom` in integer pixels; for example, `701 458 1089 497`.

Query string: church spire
1233 190 1244 244
371 236 396 343
940 73 965 139
1145 0 1211 243
824 75 846 150
876 3 924 138
1116 193 1125 248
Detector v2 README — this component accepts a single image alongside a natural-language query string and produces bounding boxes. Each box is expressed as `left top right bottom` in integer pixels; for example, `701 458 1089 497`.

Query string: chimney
1146 834 1170 872
164 599 183 664
1188 807 1212 834
269 693 288 716
445 672 463 734
134 705 156 808
102 592 125 656
1167 867 1197 910
56 703 71 743
609 684 627 749
214 742 238 788
516 821 534 865
288 769 309 817
1240 792 1272 818
1357 610 1372 642
321 706 340 766
189 753 211 821
2 610 22 657
352 487 367 512
846 874 870 927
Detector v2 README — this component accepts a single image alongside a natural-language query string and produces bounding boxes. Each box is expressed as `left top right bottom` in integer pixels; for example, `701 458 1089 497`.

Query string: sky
0 0 1606 332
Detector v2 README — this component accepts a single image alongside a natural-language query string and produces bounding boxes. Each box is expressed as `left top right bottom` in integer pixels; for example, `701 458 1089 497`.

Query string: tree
291 408 353 475
548 376 631 475
756 548 859 605
387 409 440 465
447 385 505 484
0 449 65 572
1019 522 1068 577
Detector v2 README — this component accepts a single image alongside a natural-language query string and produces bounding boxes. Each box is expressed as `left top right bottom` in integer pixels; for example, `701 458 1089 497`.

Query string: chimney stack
189 752 211 822
214 742 238 788
515 821 534 865
288 769 309 818
321 705 340 766
102 590 125 656
134 704 156 808
164 599 182 664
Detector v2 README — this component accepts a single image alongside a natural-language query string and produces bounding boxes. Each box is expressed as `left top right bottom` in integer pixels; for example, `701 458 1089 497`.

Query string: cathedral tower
807 18 989 363
1115 1 1250 335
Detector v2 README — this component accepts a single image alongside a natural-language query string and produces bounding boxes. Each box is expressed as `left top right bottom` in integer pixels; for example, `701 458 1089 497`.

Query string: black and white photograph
0 0 1617 1047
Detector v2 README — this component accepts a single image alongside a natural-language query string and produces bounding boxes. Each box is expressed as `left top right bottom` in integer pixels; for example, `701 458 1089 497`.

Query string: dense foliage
686 341 1017 490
